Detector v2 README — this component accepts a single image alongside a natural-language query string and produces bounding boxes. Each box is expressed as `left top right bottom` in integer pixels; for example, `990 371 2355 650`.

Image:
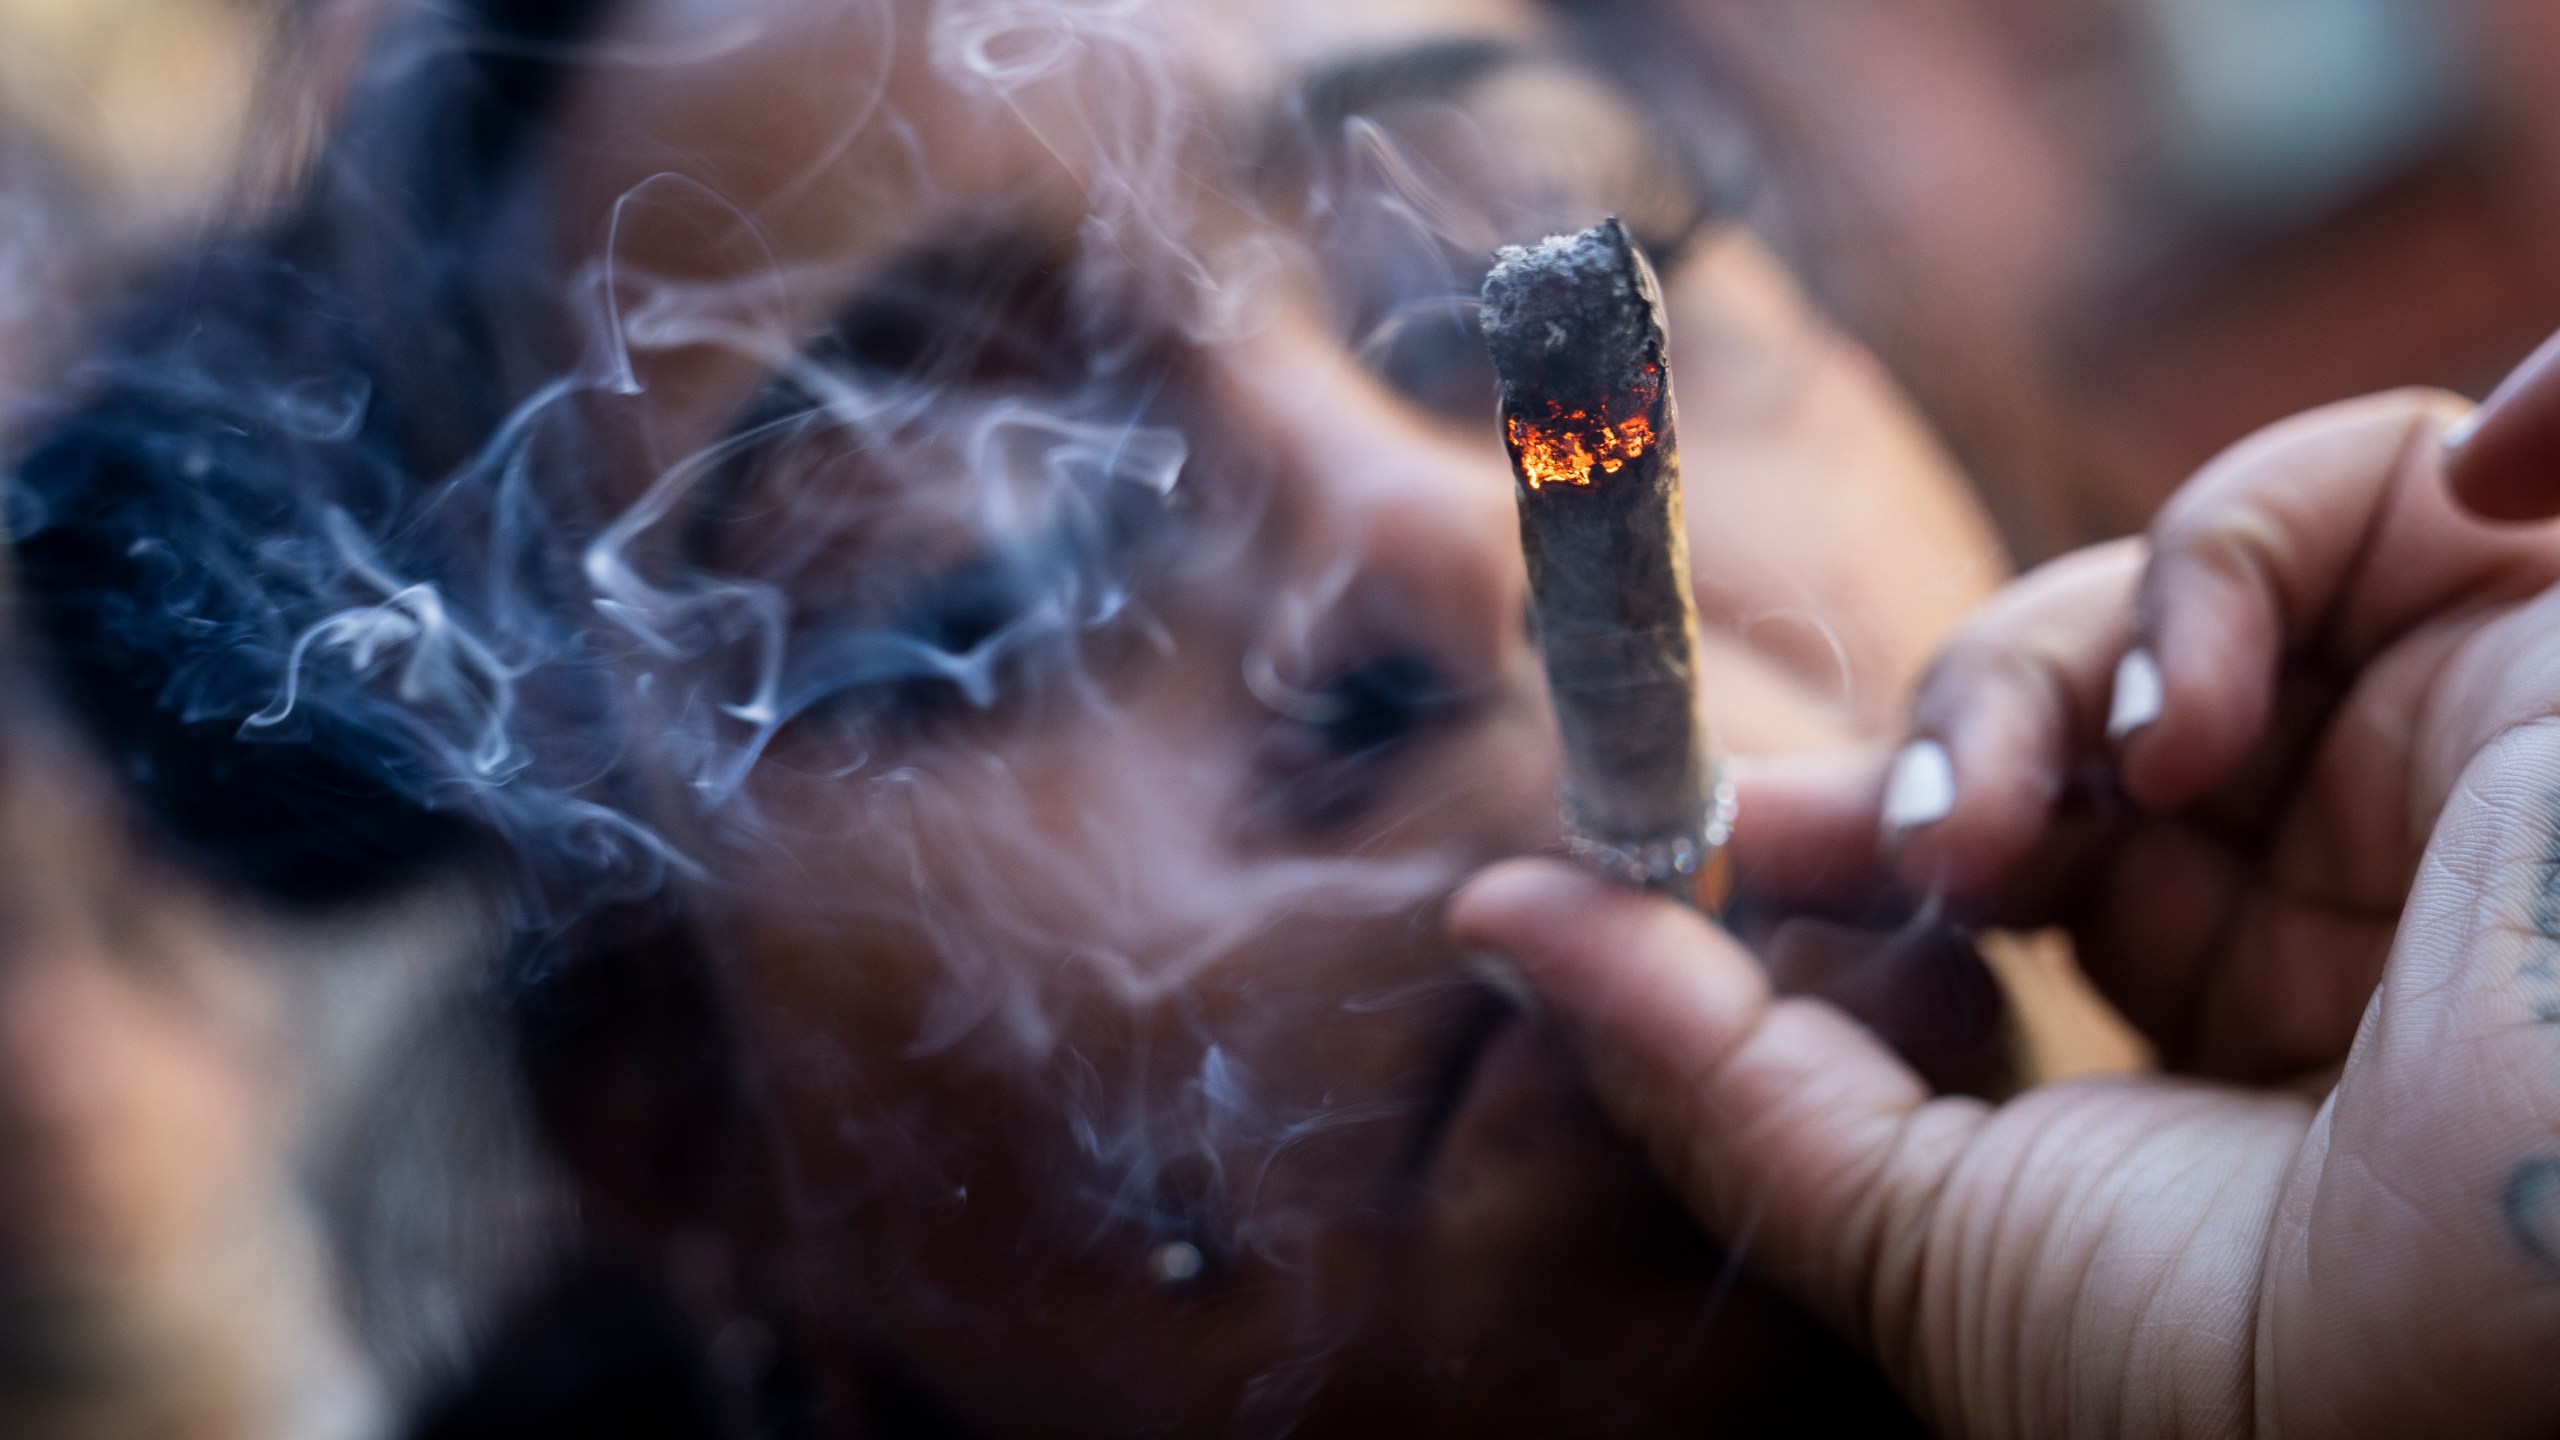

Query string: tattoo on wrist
2522 816 2560 1021
2529 814 2560 935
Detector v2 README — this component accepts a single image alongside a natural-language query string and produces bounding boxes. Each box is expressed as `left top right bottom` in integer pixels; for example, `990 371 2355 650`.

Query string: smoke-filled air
10 0 2548 1436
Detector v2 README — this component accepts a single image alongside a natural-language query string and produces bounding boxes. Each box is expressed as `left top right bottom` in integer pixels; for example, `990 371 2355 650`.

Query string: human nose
1203 317 1528 694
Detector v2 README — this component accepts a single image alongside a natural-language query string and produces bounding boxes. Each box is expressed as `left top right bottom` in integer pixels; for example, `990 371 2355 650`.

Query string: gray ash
1478 218 1659 401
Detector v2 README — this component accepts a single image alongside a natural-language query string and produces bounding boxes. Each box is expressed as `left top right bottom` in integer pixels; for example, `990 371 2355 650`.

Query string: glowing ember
1507 407 1656 490
1503 364 1663 491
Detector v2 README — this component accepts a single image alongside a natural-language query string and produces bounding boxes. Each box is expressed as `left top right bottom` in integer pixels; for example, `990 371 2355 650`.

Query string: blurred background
17 0 2547 561
1658 0 2560 559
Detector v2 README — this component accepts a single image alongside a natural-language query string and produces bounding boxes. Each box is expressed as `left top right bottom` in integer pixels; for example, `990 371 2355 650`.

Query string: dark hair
5 13 802 1431
8 0 622 906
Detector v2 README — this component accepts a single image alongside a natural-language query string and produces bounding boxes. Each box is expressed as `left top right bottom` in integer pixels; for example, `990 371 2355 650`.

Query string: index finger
2123 389 2560 807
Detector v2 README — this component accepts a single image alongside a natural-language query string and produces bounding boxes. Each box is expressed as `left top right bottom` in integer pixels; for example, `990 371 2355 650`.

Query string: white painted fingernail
2107 648 2164 742
2442 407 2482 456
1881 740 1956 832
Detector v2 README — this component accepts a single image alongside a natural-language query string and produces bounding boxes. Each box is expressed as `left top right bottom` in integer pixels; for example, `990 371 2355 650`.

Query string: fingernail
2107 648 2163 742
1881 739 1955 833
2442 406 2483 457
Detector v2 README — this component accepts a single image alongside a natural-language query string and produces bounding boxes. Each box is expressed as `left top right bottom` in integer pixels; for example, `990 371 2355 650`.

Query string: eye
1275 49 1717 428
895 549 1035 656
876 549 1049 723
823 227 1089 391
1312 652 1447 755
775 475 1175 744
775 547 1050 737
1357 300 1500 424
1254 651 1457 829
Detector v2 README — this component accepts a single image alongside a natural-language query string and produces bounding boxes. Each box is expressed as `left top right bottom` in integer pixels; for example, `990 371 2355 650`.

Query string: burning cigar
1481 218 1732 906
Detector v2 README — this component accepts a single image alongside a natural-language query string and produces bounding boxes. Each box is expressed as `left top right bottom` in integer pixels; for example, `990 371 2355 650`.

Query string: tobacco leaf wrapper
1481 218 1731 904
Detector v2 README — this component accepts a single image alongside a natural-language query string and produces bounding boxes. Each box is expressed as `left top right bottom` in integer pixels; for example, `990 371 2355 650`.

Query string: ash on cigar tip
1480 219 1652 389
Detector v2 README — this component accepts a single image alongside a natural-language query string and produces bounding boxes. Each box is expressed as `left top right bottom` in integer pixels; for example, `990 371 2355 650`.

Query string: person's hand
1454 389 2560 1437
2447 327 2560 522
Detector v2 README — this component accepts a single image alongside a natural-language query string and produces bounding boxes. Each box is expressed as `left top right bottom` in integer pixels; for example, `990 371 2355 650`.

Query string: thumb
1447 860 1988 1369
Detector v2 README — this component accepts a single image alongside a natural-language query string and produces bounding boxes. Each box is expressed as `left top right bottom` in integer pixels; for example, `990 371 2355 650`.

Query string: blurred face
543 0 1993 1431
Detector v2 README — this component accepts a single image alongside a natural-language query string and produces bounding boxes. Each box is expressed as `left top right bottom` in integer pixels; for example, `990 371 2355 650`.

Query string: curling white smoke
122 18 1493 1369
250 505 526 780
9 1 1752 1429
